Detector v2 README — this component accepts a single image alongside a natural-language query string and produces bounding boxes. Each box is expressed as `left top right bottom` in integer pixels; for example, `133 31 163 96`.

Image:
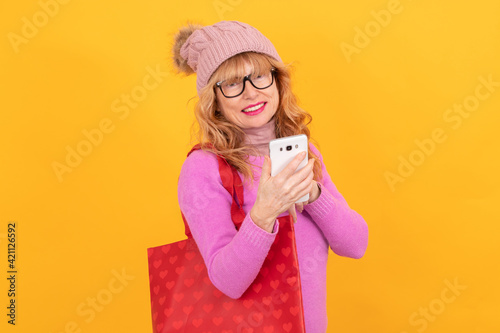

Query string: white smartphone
269 134 309 203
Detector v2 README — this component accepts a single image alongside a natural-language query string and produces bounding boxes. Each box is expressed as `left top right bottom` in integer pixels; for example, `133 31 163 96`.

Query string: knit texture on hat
179 21 282 95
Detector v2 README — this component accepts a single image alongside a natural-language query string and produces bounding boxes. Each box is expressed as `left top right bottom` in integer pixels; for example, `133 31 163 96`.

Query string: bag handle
181 143 246 238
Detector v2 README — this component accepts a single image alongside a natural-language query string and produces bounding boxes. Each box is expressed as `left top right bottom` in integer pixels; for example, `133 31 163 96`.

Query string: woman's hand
250 151 315 230
295 180 321 214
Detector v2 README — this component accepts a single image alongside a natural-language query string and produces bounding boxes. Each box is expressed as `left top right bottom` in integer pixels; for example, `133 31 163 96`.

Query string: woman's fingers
286 159 314 199
293 158 314 181
278 151 307 178
257 154 314 221
288 204 297 224
260 156 272 183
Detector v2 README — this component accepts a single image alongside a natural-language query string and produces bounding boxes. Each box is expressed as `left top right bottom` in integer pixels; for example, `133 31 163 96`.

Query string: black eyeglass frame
215 68 277 98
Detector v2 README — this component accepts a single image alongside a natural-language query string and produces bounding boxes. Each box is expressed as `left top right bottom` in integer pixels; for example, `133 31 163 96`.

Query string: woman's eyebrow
242 70 264 77
224 74 242 82
229 72 248 80
225 67 266 81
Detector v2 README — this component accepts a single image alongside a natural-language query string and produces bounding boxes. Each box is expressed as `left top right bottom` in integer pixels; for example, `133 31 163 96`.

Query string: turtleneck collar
241 116 277 156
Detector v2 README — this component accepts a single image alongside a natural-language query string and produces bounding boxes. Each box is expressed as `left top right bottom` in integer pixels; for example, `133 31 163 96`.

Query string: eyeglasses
215 68 276 98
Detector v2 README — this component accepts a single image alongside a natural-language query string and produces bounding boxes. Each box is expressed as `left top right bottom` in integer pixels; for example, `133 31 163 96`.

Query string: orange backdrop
1 0 499 332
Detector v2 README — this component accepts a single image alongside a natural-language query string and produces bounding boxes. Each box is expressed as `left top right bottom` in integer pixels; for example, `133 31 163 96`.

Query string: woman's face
215 61 279 129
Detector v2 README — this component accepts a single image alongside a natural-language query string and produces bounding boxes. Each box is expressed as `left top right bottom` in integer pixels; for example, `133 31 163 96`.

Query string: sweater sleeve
303 143 369 259
177 149 279 299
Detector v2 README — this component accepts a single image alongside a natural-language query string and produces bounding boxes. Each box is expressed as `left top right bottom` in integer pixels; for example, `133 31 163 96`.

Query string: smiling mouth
242 102 266 112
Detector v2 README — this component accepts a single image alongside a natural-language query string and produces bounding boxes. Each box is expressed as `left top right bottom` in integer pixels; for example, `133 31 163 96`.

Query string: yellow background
1 0 499 332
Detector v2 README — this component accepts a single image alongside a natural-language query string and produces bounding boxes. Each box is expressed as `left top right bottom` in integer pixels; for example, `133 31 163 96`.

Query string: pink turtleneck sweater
177 117 368 333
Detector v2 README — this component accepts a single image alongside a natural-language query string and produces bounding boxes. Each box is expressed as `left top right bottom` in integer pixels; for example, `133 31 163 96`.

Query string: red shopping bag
147 144 306 332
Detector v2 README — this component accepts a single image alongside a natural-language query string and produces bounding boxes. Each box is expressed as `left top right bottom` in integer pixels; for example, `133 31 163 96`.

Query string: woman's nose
241 82 259 98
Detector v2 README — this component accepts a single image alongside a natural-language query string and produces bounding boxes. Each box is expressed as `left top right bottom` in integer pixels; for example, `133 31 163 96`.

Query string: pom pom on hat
172 22 204 75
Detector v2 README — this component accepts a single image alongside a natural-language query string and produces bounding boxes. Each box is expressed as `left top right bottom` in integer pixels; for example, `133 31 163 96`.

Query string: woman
174 20 368 333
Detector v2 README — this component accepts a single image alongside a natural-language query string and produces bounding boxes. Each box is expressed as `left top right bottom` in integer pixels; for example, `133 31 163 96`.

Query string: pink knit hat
178 21 283 95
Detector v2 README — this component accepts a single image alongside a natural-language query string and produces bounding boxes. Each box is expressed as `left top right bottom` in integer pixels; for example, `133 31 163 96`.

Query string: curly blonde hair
178 51 323 189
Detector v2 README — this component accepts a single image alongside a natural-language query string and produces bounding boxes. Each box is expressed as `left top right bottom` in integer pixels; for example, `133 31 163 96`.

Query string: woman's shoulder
179 147 221 181
181 147 218 169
